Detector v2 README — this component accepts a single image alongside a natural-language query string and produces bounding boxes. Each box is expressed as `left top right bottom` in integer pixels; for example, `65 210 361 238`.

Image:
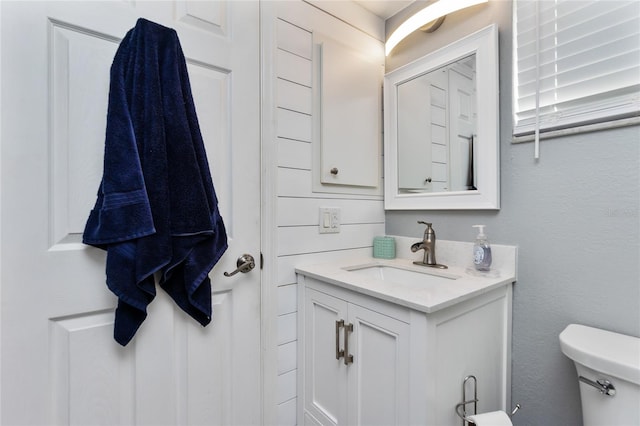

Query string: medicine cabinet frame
383 24 500 210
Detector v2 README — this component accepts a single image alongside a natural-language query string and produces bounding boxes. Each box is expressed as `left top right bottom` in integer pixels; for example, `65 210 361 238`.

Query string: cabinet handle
335 320 344 360
343 322 354 365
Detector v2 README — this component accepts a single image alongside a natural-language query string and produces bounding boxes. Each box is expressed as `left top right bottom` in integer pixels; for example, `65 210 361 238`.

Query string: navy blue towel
83 18 227 346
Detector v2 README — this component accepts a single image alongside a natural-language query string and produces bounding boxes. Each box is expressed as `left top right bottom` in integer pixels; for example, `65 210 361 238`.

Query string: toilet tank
559 324 640 426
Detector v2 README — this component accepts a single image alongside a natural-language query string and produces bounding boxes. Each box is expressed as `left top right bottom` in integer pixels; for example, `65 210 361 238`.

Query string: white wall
262 2 386 424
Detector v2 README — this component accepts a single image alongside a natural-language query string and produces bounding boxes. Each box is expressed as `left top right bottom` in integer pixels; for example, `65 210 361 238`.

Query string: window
513 0 640 139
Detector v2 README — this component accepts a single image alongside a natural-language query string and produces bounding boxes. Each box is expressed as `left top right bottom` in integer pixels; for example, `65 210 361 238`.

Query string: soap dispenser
472 225 492 271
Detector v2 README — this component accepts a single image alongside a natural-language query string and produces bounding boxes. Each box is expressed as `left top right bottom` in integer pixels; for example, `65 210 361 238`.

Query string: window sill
512 116 640 144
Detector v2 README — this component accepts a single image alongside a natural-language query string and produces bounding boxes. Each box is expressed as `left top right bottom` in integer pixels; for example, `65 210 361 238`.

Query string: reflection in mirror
397 54 476 193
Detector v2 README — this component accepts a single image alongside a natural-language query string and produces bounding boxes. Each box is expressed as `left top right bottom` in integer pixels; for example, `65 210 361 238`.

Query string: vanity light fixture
385 0 489 56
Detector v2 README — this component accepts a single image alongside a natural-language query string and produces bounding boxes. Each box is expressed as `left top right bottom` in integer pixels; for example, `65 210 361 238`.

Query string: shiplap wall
270 3 385 424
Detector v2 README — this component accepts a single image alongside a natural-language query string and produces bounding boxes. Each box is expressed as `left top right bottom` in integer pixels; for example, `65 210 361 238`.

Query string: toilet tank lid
559 324 640 385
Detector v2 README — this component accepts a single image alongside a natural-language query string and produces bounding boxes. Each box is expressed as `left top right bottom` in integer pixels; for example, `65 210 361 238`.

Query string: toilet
559 324 640 425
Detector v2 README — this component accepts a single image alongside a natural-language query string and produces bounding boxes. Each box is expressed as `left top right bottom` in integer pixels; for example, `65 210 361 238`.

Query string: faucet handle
418 221 435 238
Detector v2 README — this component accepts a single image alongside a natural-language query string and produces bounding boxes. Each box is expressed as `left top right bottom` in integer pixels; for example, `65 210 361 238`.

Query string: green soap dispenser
472 225 492 271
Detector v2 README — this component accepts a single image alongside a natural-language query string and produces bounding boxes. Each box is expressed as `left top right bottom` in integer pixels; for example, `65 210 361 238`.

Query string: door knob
223 254 256 277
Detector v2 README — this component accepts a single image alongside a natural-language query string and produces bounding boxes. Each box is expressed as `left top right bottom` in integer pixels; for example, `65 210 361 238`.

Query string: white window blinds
513 0 640 137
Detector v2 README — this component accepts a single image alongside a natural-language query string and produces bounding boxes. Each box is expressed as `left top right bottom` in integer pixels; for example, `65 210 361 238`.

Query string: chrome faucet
411 221 448 269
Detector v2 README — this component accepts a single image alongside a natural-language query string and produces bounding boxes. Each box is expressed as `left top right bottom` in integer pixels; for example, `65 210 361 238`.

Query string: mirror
384 24 499 210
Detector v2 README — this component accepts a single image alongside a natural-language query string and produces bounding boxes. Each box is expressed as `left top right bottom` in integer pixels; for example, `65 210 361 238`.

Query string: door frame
0 3 5 420
259 1 279 424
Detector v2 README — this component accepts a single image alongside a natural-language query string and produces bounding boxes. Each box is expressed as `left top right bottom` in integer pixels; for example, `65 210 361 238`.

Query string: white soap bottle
472 225 492 271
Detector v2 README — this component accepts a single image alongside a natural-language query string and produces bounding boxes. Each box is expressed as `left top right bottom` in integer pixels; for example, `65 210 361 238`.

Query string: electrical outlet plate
319 207 340 234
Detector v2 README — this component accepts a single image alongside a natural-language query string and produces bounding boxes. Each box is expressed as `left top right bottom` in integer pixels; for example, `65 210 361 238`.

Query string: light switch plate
319 207 340 234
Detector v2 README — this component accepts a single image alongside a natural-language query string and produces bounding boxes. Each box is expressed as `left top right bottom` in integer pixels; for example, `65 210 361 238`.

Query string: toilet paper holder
455 375 521 426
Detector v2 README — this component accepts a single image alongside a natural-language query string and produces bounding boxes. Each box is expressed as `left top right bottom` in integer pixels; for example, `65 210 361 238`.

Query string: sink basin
344 263 459 286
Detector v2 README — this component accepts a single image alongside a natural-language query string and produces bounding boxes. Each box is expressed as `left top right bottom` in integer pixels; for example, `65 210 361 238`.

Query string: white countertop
295 238 517 314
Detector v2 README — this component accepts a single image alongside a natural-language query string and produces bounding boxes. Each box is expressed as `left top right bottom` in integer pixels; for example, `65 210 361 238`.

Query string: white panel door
0 1 261 425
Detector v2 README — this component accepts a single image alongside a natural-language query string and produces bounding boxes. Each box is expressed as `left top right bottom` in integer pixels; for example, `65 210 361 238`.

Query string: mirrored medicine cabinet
383 24 500 210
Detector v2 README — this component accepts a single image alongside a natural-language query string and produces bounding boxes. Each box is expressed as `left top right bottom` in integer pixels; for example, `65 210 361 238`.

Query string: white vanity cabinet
301 281 411 426
297 261 513 426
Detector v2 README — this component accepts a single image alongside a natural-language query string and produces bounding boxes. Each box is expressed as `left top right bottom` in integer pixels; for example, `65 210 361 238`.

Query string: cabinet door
304 289 349 426
316 34 382 189
347 304 410 426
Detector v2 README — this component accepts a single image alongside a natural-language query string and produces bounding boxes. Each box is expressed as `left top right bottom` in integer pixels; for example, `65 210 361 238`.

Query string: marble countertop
295 237 518 314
